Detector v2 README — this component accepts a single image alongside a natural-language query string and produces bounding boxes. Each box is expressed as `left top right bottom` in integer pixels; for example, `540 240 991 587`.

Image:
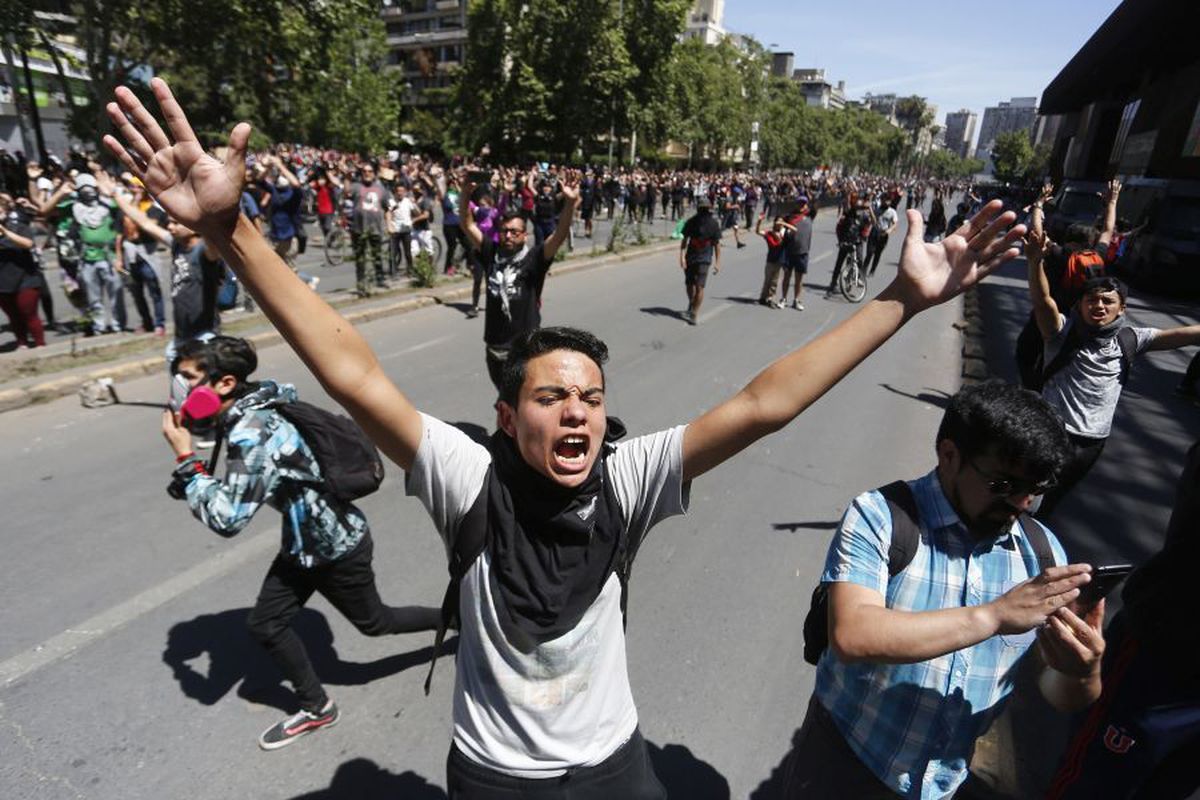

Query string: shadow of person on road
640 306 688 322
439 300 478 318
770 520 840 532
720 295 761 305
286 758 448 800
647 740 731 799
878 382 952 409
163 607 456 713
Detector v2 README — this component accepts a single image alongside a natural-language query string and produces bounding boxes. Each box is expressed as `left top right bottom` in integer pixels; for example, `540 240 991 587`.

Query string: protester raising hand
891 200 1025 314
101 78 250 239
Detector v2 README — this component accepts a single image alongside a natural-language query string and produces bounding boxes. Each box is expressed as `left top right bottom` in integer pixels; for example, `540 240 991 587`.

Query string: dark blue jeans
126 255 164 330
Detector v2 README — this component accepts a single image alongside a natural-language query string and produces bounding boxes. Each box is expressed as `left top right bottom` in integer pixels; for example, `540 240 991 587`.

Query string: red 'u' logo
1103 725 1135 754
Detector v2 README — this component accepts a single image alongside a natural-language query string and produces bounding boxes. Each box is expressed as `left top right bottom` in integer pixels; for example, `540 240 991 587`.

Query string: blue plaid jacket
172 381 368 567
814 470 1067 799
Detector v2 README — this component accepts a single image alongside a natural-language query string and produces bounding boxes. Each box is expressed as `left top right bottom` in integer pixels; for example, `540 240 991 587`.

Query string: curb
0 239 679 415
958 287 990 384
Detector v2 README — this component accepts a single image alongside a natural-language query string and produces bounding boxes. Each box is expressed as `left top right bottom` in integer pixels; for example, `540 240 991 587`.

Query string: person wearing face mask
1024 229 1200 518
163 336 440 751
780 381 1104 800
45 171 124 333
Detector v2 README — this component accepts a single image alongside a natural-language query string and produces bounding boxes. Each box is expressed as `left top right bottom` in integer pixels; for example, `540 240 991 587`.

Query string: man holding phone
782 382 1106 799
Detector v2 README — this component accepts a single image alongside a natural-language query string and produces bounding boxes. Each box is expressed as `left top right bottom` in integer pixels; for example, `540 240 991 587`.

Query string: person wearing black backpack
104 77 1030 799
161 336 440 752
1024 229 1200 518
783 382 1105 799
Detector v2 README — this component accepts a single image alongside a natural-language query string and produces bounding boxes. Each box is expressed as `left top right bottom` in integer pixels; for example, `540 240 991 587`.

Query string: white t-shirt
388 196 417 233
876 206 898 234
406 414 689 778
1042 314 1158 438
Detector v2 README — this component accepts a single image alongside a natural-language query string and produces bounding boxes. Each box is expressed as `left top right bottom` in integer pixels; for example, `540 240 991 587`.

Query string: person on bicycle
826 193 872 299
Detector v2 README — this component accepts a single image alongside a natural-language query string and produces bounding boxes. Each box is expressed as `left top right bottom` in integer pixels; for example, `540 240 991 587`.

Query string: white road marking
379 334 454 361
0 528 277 687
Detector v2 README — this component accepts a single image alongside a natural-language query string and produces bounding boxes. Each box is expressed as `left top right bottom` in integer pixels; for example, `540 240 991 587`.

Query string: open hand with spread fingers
102 78 250 239
892 199 1025 313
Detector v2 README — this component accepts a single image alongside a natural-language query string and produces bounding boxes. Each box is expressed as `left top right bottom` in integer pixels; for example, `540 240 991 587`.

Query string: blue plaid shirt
814 470 1067 799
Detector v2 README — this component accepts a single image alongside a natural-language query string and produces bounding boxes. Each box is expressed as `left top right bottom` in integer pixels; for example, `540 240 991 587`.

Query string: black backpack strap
424 475 490 696
204 419 226 475
1115 327 1138 385
1017 514 1056 575
878 480 921 577
1040 320 1085 389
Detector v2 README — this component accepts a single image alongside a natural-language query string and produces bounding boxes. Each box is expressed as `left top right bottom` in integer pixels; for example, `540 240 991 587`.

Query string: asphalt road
1 205 972 799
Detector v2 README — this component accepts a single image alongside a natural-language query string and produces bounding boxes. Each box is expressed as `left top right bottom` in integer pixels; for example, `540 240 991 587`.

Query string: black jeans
865 232 889 276
246 532 440 711
446 728 666 800
444 224 464 271
780 697 897 799
1036 433 1107 520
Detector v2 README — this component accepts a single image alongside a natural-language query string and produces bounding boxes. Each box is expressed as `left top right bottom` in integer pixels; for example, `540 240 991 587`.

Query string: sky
725 0 1122 146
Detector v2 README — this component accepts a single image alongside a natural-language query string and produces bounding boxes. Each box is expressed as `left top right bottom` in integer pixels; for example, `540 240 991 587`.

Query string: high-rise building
380 0 467 110
793 69 846 110
684 0 725 44
770 52 794 78
943 109 977 159
975 97 1037 159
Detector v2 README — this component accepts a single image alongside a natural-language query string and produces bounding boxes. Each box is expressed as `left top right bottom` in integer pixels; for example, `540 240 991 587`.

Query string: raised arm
458 176 483 251
1145 324 1200 352
1096 178 1121 250
94 169 172 246
103 78 423 470
1025 229 1063 341
542 170 580 262
681 201 1024 481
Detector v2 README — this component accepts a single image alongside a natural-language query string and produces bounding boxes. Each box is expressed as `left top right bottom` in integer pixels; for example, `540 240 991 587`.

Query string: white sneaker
307 276 321 291
793 300 804 310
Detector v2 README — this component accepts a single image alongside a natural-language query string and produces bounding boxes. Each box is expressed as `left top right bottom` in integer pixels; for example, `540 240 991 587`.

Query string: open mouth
553 434 590 469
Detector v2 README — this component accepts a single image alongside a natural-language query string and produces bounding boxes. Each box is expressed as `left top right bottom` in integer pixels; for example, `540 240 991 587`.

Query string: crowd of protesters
3 73 1196 800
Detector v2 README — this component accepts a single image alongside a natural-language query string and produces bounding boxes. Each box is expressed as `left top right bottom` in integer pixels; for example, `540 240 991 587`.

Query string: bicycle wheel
325 228 347 267
839 257 867 303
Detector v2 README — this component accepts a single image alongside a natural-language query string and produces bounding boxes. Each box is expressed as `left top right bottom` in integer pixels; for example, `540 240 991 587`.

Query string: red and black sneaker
258 700 340 751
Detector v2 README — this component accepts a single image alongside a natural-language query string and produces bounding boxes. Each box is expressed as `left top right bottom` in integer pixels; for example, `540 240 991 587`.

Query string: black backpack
801 480 1055 666
208 400 384 502
1029 324 1138 393
422 461 638 695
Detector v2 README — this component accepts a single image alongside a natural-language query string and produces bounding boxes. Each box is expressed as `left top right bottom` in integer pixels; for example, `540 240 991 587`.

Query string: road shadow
720 295 761 305
647 740 731 799
640 306 687 322
162 607 455 713
286 758 447 800
438 300 478 317
878 383 952 409
771 521 840 532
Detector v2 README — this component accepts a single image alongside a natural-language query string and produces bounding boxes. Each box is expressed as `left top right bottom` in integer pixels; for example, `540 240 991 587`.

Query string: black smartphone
1076 564 1133 607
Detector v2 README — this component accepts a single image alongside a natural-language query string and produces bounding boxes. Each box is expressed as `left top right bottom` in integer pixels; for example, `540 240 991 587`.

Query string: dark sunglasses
969 459 1055 497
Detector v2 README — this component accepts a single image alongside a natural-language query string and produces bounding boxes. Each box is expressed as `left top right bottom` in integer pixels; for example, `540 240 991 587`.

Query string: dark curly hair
499 327 609 406
173 336 259 397
936 380 1071 482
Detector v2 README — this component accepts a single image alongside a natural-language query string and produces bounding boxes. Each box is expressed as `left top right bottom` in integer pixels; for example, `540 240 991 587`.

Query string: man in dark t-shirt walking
460 169 581 392
679 197 722 325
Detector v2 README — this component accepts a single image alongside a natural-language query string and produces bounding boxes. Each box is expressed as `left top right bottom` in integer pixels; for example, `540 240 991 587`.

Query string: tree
33 0 394 151
991 130 1035 183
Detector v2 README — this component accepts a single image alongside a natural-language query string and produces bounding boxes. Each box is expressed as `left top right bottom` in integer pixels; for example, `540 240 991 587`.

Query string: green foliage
924 148 985 180
990 130 1035 184
41 0 396 151
454 0 688 162
410 250 438 288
